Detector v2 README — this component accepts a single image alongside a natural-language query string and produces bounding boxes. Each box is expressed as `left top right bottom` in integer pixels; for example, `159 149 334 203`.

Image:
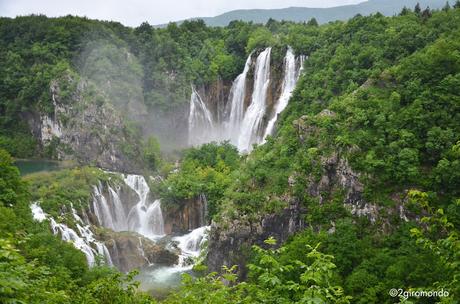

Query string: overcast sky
0 0 365 26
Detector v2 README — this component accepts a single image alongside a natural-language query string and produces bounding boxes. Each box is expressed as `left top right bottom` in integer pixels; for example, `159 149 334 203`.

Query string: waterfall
90 174 166 240
237 47 272 152
31 202 112 267
225 53 253 145
138 237 152 265
188 86 214 146
173 226 210 267
262 47 304 141
92 182 115 230
187 46 305 153
123 174 165 239
108 185 128 231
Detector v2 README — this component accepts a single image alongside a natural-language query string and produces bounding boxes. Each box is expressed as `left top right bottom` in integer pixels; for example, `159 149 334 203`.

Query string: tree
414 2 422 14
443 1 451 11
422 7 433 19
307 17 319 26
455 0 460 8
142 136 161 171
0 149 25 207
399 6 411 15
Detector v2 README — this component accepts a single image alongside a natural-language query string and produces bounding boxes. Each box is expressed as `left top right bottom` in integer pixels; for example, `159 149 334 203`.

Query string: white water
188 86 215 146
124 174 165 239
263 47 304 141
31 202 112 267
225 53 253 145
173 226 210 268
188 47 305 153
237 47 272 152
91 174 165 240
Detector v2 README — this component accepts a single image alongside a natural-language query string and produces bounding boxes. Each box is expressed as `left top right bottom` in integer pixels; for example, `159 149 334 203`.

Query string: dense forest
1 2 460 304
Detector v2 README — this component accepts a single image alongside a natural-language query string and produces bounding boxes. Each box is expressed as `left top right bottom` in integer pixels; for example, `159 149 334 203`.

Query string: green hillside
179 0 447 26
1 3 460 304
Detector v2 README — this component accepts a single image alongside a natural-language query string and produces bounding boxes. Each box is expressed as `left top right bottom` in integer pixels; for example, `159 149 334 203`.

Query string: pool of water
14 159 74 175
136 265 193 299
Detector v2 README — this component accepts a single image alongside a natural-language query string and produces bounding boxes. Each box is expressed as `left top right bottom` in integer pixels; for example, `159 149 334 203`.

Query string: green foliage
143 136 162 171
164 240 351 303
409 191 460 300
0 149 26 206
159 142 240 219
24 166 118 217
246 27 277 53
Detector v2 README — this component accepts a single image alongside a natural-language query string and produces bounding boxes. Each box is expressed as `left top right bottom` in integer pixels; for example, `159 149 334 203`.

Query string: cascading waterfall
92 182 115 230
172 226 210 268
225 53 253 145
262 47 303 141
124 174 165 239
108 185 128 231
188 46 305 153
91 174 165 240
237 47 272 152
31 202 112 267
188 86 215 146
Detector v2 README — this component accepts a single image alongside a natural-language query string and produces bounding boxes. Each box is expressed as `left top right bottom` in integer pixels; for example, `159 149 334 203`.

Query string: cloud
0 0 365 26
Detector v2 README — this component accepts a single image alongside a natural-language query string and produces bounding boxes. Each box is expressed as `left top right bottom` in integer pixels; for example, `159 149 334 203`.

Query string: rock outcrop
163 196 208 234
97 230 178 273
27 76 145 172
207 199 305 278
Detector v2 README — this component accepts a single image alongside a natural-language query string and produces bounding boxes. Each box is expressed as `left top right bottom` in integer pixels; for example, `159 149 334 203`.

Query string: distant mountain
169 0 447 27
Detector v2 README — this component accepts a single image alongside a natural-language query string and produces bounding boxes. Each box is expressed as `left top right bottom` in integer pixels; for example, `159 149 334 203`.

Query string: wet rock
98 230 178 273
163 196 208 234
206 199 305 278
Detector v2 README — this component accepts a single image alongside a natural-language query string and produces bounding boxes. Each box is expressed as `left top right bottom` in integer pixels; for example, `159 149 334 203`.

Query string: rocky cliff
26 74 145 172
207 199 305 278
163 196 208 234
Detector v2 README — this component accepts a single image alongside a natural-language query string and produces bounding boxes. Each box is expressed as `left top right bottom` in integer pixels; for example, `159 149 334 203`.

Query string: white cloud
0 0 365 26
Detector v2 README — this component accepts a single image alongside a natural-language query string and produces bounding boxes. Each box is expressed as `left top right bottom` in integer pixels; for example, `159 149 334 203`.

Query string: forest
1 2 460 303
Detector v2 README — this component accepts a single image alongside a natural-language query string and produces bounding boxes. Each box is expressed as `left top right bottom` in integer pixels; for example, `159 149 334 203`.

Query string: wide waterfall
92 174 165 240
188 46 305 152
263 48 305 141
31 202 112 267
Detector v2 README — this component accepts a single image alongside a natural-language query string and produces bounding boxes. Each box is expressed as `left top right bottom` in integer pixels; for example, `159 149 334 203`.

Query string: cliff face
26 76 145 172
207 199 305 278
163 196 208 234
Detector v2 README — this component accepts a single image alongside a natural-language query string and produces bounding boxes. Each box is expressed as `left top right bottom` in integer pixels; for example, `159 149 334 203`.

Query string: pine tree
454 0 460 8
399 6 411 16
422 7 433 19
443 1 451 11
415 2 422 14
307 18 318 26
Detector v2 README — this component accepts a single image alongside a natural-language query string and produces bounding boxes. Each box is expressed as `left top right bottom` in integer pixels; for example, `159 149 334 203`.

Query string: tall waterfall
225 53 253 145
262 47 304 141
188 86 215 146
31 202 112 267
188 46 305 153
237 47 272 152
91 174 165 240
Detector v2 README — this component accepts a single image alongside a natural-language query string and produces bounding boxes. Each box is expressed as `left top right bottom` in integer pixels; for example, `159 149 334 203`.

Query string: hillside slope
180 0 446 26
